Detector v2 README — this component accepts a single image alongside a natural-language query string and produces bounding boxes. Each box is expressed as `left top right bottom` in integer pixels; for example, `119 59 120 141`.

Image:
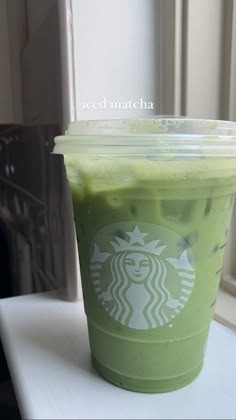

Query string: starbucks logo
90 222 195 330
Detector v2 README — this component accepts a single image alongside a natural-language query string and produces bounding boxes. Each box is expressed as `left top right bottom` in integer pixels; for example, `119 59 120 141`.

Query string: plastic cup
54 118 236 392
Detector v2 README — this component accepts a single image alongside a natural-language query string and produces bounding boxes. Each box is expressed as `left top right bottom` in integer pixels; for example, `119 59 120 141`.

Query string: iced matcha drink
54 118 236 392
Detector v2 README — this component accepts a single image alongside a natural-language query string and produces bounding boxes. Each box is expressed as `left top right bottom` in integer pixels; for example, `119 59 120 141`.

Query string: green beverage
54 118 236 392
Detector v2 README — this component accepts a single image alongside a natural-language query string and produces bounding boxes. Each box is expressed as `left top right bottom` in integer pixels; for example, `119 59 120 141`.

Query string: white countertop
1 290 236 420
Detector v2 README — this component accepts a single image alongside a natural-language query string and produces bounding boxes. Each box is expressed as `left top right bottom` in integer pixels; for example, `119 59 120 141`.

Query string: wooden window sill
214 288 236 330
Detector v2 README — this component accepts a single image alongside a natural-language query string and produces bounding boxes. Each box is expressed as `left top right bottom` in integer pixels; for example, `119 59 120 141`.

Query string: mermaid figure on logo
90 226 195 330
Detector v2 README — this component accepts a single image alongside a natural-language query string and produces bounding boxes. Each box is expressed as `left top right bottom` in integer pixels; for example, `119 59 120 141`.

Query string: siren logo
90 222 195 330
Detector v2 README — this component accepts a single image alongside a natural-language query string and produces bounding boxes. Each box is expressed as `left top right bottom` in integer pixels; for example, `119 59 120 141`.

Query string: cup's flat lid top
65 117 236 136
54 117 236 158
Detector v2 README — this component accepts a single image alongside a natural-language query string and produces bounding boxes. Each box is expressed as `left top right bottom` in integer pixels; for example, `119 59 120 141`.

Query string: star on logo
126 226 148 245
90 244 110 263
166 250 194 271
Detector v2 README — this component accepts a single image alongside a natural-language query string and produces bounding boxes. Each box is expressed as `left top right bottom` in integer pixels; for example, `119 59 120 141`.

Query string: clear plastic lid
53 117 236 158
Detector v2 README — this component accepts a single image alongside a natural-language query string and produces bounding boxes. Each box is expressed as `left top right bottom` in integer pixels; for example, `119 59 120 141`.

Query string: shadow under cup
54 118 236 392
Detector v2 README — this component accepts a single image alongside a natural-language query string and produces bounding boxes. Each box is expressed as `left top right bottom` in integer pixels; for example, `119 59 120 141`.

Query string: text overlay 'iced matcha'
54 118 236 392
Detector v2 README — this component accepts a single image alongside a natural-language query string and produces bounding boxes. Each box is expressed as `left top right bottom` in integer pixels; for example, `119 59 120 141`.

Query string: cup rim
65 117 236 136
54 117 236 158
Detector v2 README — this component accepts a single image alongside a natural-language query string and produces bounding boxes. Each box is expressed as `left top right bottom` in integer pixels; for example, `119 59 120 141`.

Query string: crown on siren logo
110 226 166 256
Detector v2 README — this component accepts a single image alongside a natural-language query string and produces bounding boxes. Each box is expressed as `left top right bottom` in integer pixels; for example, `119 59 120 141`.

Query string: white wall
183 0 224 118
0 0 25 124
0 0 59 125
0 0 14 123
229 2 236 121
26 0 57 37
21 0 61 125
61 0 162 124
60 0 229 124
